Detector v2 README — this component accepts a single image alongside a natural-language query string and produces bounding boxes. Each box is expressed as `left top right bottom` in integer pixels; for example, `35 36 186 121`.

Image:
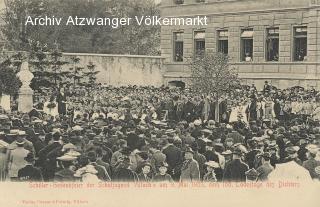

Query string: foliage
68 57 84 87
189 53 240 121
1 0 161 55
189 53 240 96
85 61 100 86
0 65 21 96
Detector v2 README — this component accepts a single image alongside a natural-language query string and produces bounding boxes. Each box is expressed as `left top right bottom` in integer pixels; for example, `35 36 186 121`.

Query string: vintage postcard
0 0 319 207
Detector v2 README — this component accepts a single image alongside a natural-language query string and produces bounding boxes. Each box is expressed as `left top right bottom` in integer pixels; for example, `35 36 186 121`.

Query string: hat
194 119 202 126
185 147 194 154
159 162 169 168
141 161 152 168
120 147 131 156
62 143 77 151
52 131 61 139
201 129 212 134
202 137 213 144
165 129 175 134
0 140 9 148
0 115 9 120
7 129 19 136
285 146 300 154
65 151 81 157
57 154 78 161
16 139 25 145
225 138 233 142
221 150 233 155
24 152 35 162
72 125 83 131
205 161 220 168
245 168 260 181
305 144 319 154
18 131 26 136
258 152 271 159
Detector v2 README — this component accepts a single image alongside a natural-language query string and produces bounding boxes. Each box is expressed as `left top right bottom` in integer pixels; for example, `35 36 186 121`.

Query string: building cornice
161 6 320 18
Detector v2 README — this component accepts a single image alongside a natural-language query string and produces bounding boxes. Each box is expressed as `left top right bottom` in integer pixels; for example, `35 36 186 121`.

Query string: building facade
160 0 320 90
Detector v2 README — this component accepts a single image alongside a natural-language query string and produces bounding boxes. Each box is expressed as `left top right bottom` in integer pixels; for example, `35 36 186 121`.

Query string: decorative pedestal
17 61 34 113
18 87 33 113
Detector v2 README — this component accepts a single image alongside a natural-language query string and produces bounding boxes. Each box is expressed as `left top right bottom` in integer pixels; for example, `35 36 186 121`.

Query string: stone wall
61 53 164 87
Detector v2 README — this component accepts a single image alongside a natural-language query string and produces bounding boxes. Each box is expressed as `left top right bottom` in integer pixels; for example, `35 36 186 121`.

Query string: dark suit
114 167 138 182
38 141 62 181
162 144 183 180
246 101 257 121
138 173 152 182
182 101 195 122
223 159 249 182
57 92 67 115
90 162 111 181
54 169 76 182
18 164 43 182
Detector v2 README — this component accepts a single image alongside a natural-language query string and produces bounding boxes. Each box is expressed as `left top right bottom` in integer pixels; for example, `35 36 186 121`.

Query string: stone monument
17 61 34 113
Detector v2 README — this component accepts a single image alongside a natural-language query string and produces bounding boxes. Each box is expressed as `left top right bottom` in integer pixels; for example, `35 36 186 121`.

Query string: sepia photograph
0 0 319 207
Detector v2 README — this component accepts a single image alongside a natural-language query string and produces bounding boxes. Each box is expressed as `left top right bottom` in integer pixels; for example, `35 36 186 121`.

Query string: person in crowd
153 162 173 182
223 147 249 182
256 152 274 181
203 161 219 182
138 162 153 182
38 131 63 181
8 138 29 181
18 152 43 182
302 144 320 180
180 147 200 182
0 139 9 181
0 82 320 184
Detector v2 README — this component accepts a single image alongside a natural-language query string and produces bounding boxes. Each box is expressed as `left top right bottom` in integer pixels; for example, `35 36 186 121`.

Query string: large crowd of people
0 80 320 183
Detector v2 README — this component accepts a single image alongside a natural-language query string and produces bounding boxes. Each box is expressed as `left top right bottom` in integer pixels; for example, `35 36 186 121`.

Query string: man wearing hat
162 137 183 181
138 162 152 182
191 142 206 179
110 139 128 171
284 146 302 165
8 130 35 156
223 148 249 182
0 139 9 181
113 156 138 182
87 151 111 181
268 152 312 181
180 147 200 182
302 144 320 180
203 161 219 182
8 138 30 181
38 131 63 181
54 153 78 182
256 152 274 181
153 162 173 182
18 152 43 182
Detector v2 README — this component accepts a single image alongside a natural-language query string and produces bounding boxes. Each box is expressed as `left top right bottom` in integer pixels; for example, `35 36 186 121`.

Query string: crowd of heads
0 81 320 182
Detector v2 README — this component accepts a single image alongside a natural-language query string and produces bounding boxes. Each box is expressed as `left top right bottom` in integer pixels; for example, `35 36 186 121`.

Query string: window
218 30 228 55
194 31 205 58
175 0 184 4
293 26 307 61
241 29 254 62
266 28 279 61
173 32 184 62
